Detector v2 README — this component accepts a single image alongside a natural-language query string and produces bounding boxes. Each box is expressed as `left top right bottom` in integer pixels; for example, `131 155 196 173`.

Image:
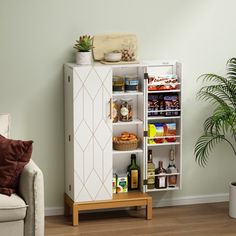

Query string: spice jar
120 99 133 122
112 99 119 123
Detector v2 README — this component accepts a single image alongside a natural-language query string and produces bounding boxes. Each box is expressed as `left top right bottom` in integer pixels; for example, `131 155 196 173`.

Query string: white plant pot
229 182 236 218
76 51 92 65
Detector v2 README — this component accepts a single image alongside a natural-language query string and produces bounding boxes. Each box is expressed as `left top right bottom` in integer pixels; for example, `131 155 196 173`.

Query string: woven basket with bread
113 132 139 151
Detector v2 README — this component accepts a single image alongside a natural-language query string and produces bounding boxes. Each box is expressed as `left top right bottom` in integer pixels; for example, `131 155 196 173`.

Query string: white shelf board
147 142 180 147
147 173 180 177
148 109 181 113
113 148 143 155
113 92 144 96
148 135 181 139
148 116 181 120
113 118 143 126
146 186 180 192
148 89 181 94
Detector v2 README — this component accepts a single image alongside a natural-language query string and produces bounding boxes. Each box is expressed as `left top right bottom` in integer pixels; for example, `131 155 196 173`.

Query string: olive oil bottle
127 154 140 191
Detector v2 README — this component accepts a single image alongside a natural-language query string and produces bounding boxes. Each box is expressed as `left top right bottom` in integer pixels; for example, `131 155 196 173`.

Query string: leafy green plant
194 58 236 166
74 35 94 52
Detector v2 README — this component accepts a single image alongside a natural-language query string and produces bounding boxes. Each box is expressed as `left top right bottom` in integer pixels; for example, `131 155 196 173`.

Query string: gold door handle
109 98 112 120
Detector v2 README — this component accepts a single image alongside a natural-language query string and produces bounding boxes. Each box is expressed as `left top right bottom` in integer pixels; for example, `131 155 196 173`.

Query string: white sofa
0 114 44 236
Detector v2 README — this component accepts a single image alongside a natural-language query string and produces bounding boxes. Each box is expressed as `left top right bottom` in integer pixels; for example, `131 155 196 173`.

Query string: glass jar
112 99 119 123
125 75 139 92
120 99 133 122
113 76 124 93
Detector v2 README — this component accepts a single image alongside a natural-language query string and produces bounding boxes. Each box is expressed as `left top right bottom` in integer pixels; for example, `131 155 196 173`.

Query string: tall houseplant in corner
194 58 236 218
74 35 94 65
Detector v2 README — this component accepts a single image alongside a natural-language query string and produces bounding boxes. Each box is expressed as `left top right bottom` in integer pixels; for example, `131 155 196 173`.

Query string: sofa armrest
18 160 44 236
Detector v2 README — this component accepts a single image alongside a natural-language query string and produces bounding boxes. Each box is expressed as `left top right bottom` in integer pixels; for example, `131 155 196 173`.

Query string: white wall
1 0 236 210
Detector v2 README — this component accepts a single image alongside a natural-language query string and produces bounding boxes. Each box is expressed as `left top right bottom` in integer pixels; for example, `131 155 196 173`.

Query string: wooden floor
45 202 236 236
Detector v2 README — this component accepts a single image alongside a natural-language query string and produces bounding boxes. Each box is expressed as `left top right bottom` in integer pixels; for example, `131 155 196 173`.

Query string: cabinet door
73 65 113 202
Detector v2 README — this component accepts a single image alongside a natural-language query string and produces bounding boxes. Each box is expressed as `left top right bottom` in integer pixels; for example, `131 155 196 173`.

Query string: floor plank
45 202 236 236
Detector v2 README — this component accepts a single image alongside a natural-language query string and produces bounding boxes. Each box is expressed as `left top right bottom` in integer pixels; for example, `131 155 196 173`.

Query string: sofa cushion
0 193 27 222
0 135 33 196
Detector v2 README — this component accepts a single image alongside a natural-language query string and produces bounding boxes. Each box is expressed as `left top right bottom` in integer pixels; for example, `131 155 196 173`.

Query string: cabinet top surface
64 60 179 69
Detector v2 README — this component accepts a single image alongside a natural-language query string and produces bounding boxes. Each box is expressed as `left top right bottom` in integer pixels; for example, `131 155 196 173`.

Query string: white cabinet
64 61 182 203
64 64 113 202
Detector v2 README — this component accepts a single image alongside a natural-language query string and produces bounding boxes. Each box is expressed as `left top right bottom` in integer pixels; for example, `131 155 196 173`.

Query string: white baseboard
44 193 229 216
152 193 229 208
45 207 64 216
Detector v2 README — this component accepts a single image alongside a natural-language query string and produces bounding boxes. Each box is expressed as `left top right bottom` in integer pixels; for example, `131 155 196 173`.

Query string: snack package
148 75 179 91
116 174 128 193
148 123 177 144
163 123 176 142
163 94 180 116
148 123 165 144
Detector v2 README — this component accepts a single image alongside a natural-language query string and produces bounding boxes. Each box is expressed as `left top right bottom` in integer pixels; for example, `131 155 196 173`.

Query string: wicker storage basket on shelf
113 138 139 151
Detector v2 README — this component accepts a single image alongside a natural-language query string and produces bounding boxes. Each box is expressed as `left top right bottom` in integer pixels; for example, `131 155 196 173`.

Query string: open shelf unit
64 61 182 224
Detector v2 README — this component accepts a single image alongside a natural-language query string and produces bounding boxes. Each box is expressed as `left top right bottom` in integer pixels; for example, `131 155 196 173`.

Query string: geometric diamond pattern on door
73 65 112 202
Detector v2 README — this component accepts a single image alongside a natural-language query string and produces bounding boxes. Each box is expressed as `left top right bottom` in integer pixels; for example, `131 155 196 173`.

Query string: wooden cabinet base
64 192 152 226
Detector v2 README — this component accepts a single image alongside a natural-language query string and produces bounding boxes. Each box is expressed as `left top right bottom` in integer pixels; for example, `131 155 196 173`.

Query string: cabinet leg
146 198 152 220
72 205 79 226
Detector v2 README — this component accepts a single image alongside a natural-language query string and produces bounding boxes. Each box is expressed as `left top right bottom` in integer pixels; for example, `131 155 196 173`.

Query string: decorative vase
76 51 92 65
229 182 236 218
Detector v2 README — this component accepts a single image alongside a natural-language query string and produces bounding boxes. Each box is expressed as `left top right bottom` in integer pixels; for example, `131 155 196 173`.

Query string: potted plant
194 58 236 218
74 35 94 65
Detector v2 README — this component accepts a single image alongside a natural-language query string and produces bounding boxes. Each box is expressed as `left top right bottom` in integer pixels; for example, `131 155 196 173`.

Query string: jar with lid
112 99 119 123
113 76 124 93
120 99 133 122
125 75 139 92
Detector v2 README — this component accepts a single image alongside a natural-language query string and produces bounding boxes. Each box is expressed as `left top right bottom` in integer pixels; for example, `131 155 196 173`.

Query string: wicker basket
113 138 139 151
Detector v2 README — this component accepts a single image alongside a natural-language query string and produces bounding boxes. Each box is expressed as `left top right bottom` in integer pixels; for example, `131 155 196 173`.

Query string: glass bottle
127 154 140 191
167 149 178 187
155 161 167 189
147 150 155 189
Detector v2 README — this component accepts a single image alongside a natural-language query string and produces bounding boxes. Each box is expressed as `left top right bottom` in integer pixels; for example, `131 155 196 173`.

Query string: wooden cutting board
93 33 138 61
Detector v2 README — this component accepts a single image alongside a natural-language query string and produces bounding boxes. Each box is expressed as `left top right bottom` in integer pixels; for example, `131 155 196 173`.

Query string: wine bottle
147 150 155 189
127 154 140 191
167 149 178 187
155 161 167 189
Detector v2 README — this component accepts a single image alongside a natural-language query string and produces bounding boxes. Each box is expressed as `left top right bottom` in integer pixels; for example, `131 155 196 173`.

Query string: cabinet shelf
146 186 180 192
113 148 143 155
113 118 143 126
148 135 180 139
147 173 180 177
147 142 180 147
148 89 181 94
148 116 181 120
113 91 144 96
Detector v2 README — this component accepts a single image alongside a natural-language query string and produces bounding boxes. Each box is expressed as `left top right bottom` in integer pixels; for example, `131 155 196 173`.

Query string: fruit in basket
113 132 138 142
113 132 139 151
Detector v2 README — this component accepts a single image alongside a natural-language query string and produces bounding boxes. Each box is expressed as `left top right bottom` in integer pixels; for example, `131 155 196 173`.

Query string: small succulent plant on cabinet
74 35 94 65
74 35 94 52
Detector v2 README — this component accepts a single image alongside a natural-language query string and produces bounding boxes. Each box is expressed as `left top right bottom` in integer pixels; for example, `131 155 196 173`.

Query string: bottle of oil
147 150 155 189
127 154 140 190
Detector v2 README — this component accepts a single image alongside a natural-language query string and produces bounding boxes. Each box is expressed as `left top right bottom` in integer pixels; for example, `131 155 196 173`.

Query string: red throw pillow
0 135 33 196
